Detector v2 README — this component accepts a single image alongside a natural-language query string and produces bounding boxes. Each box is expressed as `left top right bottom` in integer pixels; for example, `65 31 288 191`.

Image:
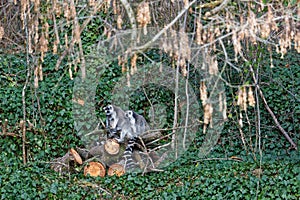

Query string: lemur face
104 105 113 115
125 110 133 118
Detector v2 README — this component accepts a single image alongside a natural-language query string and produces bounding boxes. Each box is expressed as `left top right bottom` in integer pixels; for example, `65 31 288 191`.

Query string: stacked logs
51 131 162 177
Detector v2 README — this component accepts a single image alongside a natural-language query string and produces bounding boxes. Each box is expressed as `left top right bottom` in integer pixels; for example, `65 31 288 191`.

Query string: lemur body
125 110 150 137
103 104 133 143
103 105 149 170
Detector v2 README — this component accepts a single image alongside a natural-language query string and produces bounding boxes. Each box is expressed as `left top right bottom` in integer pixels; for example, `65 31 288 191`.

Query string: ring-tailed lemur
103 105 149 170
103 104 135 143
121 110 151 171
125 110 150 137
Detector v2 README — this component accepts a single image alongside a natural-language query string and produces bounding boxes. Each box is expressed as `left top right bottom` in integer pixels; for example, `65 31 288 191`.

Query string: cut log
86 141 125 166
102 144 126 166
70 148 83 165
76 147 90 160
107 163 125 177
141 131 162 143
104 139 120 155
51 130 163 176
88 145 104 157
84 161 106 177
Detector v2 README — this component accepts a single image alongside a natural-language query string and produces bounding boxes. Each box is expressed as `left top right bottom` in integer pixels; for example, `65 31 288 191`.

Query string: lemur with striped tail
103 105 149 170
103 104 132 143
124 110 150 137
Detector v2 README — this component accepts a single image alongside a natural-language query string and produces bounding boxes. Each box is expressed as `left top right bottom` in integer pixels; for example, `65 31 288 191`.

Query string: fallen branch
193 156 244 162
0 132 20 137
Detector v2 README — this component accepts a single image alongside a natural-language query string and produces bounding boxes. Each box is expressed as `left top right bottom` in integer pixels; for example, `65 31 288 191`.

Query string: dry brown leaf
248 87 255 107
200 81 207 105
117 15 123 30
252 168 263 177
137 2 151 34
0 26 4 40
72 98 85 106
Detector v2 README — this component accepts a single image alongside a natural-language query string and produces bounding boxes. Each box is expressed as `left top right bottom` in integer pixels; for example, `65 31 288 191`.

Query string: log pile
50 131 163 177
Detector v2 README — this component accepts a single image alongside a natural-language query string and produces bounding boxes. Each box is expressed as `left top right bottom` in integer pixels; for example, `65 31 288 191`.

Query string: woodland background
0 0 299 199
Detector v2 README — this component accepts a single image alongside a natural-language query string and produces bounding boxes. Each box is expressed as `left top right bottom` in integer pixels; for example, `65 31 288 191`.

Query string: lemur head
125 110 133 118
103 105 114 115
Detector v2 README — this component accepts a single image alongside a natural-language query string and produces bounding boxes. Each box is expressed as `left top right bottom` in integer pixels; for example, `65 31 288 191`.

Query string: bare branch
247 61 298 150
21 9 33 165
119 0 137 42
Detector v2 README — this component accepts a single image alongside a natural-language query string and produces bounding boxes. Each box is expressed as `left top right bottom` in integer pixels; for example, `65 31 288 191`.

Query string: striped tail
123 138 138 170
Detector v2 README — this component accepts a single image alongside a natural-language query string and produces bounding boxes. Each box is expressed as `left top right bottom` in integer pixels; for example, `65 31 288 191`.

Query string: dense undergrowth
0 49 299 199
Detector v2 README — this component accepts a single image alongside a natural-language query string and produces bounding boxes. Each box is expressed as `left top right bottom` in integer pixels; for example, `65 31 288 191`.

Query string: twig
119 0 137 42
48 161 69 168
193 157 244 162
85 129 105 137
183 63 189 150
2 119 8 135
237 119 249 153
0 132 20 137
196 0 223 9
22 9 32 165
34 86 45 126
142 86 155 125
257 86 297 150
99 117 106 129
171 62 179 158
144 123 199 146
76 16 86 80
77 180 112 196
146 168 164 172
137 136 156 174
148 142 171 153
255 54 263 199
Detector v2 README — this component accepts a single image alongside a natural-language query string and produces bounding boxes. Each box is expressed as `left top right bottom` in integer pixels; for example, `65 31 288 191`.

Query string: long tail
123 138 138 170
